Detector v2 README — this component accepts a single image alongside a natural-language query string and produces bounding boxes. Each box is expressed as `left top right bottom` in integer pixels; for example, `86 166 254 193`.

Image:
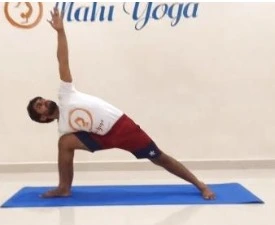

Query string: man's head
27 97 59 123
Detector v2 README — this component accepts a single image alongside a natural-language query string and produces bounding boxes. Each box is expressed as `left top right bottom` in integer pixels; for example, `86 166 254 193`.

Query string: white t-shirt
57 81 124 136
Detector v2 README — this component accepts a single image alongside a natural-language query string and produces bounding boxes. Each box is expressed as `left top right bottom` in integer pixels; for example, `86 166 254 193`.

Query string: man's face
33 97 58 122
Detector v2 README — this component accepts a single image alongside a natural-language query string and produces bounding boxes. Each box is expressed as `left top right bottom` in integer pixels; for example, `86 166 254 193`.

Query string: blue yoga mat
1 183 264 208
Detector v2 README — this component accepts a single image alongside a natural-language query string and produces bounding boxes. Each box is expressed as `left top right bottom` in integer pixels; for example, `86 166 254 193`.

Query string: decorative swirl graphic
15 2 33 24
4 2 43 29
69 108 93 132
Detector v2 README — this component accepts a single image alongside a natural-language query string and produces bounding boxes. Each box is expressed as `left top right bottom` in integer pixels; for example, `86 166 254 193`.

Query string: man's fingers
61 11 65 20
49 7 63 20
204 194 216 200
54 7 59 16
48 7 64 28
47 19 54 28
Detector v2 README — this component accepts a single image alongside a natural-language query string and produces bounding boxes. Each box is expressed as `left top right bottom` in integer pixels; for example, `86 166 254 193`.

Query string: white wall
1 2 275 164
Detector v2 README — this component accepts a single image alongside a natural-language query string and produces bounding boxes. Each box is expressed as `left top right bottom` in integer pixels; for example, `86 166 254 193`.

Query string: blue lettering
74 6 89 22
183 3 199 18
90 2 114 22
133 2 150 22
168 4 184 27
99 5 115 21
54 2 198 30
108 6 115 21
123 2 199 30
55 2 115 23
124 3 151 30
152 4 168 20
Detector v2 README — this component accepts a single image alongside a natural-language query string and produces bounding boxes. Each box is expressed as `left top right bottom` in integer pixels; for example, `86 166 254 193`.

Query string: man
27 8 215 200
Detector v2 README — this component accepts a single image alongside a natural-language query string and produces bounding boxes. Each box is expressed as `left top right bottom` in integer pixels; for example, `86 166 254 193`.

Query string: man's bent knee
150 152 170 166
59 134 88 151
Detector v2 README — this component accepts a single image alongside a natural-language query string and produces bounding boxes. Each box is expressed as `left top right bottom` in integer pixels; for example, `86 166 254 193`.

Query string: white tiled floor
0 169 274 225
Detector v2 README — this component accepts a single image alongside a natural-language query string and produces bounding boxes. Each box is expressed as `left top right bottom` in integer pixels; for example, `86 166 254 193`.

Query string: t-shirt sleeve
59 80 76 94
58 81 77 101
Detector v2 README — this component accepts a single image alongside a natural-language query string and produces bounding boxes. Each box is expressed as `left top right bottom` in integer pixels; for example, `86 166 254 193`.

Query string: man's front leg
41 135 76 198
150 152 216 200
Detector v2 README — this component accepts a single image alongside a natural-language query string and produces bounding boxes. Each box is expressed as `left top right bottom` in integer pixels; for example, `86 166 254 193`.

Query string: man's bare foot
40 188 71 198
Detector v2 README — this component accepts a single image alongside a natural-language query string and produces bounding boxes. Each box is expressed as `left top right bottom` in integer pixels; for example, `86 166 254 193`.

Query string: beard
47 101 58 116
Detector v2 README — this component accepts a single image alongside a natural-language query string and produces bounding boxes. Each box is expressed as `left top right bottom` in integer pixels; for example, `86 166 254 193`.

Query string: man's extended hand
48 7 64 32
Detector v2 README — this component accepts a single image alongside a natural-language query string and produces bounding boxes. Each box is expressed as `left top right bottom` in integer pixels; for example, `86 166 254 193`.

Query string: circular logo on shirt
69 108 93 132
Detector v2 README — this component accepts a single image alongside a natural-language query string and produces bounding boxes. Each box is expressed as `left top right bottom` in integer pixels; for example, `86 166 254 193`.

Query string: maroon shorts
74 114 162 159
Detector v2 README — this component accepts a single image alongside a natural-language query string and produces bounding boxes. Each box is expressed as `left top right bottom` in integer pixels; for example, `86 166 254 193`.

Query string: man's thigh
59 133 91 151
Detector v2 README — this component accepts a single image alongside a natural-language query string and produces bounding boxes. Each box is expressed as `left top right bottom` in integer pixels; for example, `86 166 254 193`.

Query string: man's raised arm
48 7 72 83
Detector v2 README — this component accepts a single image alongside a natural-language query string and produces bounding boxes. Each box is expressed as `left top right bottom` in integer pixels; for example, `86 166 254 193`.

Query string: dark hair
27 97 54 124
